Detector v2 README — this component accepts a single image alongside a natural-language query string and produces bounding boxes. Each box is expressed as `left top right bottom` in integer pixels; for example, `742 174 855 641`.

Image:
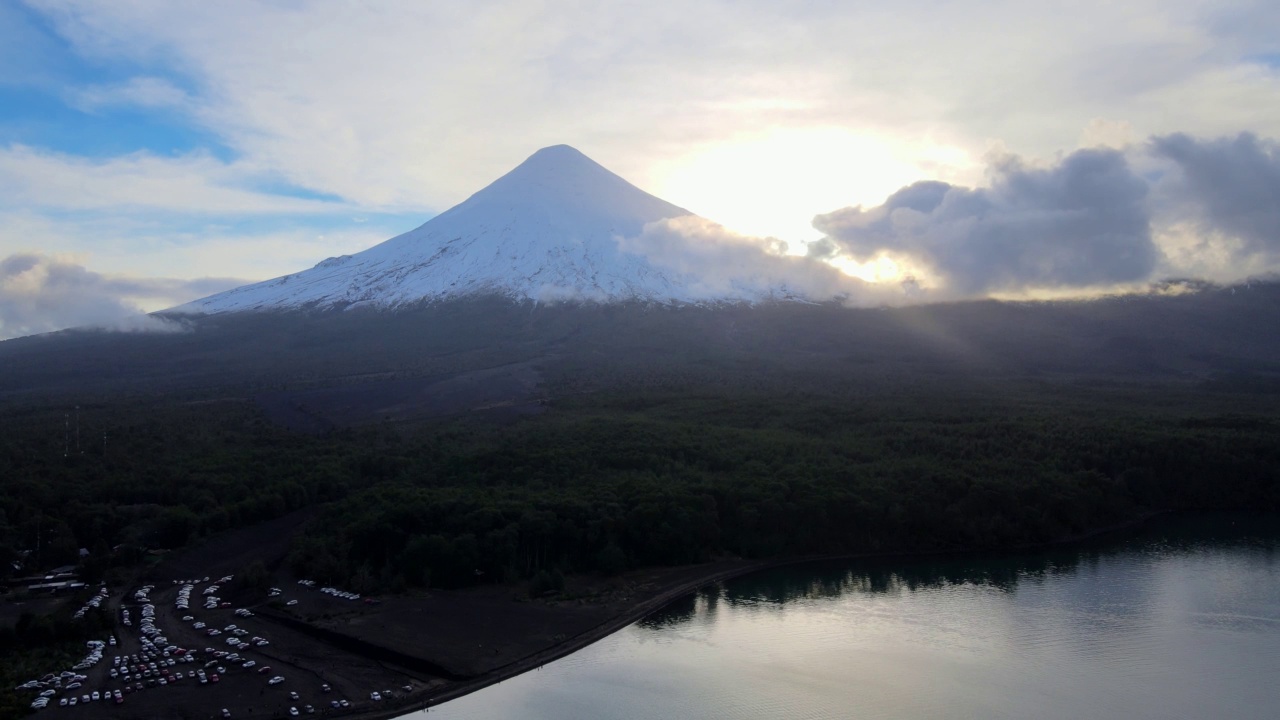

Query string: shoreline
350 508 1171 720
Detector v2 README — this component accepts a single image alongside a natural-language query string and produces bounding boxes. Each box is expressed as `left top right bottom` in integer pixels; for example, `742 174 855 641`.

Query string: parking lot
14 576 431 719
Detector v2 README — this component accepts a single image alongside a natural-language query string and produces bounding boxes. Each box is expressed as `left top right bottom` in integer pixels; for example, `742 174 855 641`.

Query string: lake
409 513 1280 719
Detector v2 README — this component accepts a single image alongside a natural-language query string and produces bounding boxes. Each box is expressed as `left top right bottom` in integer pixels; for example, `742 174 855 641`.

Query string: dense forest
283 384 1280 590
2 376 1276 596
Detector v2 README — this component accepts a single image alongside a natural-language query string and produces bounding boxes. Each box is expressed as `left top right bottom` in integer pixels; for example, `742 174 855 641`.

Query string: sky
2 0 1279 338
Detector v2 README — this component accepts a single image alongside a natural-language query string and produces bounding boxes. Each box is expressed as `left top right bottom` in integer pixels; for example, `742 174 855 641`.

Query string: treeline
285 387 1280 591
2 380 1277 600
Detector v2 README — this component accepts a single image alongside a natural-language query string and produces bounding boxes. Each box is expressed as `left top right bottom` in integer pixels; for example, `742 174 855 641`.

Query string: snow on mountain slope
173 145 769 314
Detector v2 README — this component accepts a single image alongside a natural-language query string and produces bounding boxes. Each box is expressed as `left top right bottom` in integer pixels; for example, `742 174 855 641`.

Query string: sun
825 254 905 283
648 127 972 282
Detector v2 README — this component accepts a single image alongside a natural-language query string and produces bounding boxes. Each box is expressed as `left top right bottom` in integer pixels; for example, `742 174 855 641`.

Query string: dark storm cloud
811 148 1159 295
0 253 243 340
1152 132 1280 260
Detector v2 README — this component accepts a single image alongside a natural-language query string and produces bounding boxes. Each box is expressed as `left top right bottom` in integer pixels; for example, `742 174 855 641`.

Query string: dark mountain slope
1 281 1277 421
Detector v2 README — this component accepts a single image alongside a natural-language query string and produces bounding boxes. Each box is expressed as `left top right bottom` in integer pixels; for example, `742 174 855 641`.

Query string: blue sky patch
0 85 233 160
1247 53 1280 70
0 2 231 161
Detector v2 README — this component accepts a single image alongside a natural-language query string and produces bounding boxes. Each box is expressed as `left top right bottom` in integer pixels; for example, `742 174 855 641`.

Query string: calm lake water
411 514 1280 720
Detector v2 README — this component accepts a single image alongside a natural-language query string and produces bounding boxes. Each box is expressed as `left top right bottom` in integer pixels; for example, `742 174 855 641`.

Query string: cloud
0 208 414 283
0 253 245 340
1151 132 1280 262
22 0 1280 214
811 148 1160 296
0 145 353 214
619 216 913 304
66 75 191 113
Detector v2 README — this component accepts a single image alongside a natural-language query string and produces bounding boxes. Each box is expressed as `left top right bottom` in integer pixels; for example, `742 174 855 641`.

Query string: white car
370 691 382 701
269 676 285 685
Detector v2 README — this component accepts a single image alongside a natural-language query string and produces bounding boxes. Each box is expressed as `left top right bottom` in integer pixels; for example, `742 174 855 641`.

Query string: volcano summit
175 145 761 313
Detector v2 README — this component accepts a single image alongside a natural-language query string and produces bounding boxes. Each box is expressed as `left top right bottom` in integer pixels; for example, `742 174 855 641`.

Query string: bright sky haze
2 0 1280 337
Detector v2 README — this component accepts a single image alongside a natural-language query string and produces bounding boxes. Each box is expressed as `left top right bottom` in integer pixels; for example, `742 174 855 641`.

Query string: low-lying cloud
619 216 912 304
810 148 1159 296
0 253 245 340
790 132 1280 297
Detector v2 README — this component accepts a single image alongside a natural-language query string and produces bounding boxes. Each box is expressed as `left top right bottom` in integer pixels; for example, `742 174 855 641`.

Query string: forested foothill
1 283 1278 714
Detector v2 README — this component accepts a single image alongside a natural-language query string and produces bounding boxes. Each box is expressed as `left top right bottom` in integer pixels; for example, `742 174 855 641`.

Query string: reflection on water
415 513 1280 720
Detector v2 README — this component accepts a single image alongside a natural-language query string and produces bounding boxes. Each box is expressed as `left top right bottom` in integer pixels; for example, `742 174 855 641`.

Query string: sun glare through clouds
826 254 907 284
650 127 973 283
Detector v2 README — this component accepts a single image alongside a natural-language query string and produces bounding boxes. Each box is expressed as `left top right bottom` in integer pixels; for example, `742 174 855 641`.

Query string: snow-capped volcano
174 145 726 314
